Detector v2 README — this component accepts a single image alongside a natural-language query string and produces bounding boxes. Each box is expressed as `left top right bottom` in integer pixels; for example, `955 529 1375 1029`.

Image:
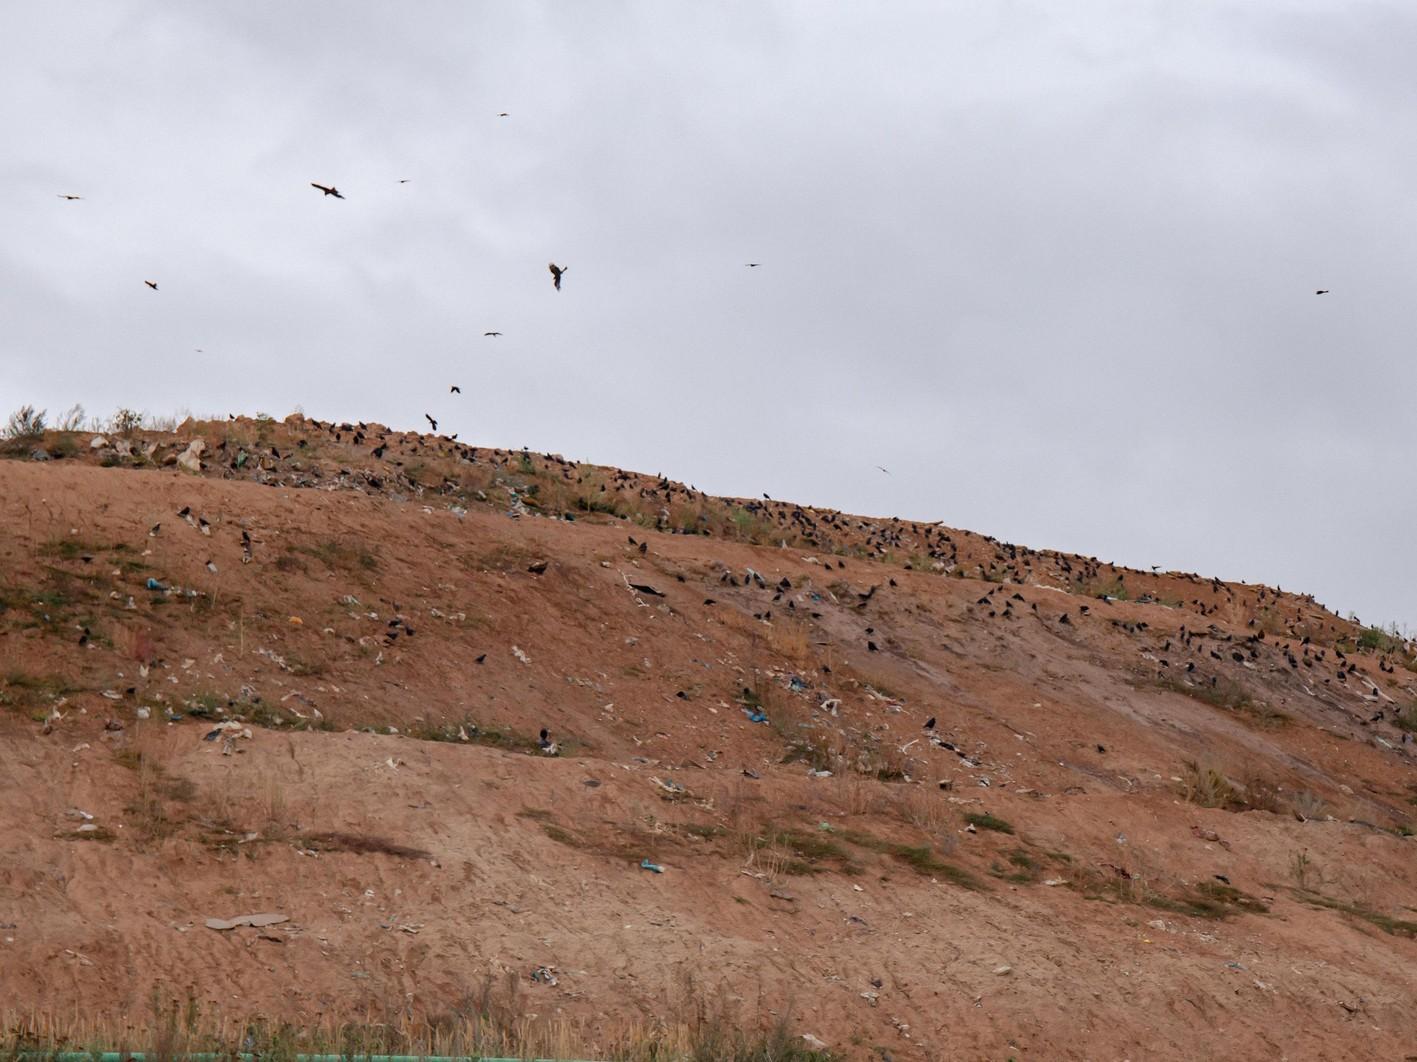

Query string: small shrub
1357 624 1402 654
965 811 1015 834
55 403 86 431
106 408 144 435
3 404 46 441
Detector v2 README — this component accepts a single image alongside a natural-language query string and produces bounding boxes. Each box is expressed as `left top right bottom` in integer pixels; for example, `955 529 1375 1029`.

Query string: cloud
3 0 1412 628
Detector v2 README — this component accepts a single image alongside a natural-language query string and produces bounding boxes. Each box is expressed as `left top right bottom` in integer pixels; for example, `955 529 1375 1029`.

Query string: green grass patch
965 812 1015 834
1292 888 1417 938
837 828 984 889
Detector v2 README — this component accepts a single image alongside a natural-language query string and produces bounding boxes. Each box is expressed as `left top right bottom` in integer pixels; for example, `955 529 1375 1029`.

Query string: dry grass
1 978 838 1061
767 620 814 670
113 730 197 843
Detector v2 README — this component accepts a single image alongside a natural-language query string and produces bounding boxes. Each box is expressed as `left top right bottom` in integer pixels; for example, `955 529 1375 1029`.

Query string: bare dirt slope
2 416 1415 1060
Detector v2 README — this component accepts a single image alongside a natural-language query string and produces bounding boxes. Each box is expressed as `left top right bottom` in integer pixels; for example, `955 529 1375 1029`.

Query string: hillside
2 414 1415 1060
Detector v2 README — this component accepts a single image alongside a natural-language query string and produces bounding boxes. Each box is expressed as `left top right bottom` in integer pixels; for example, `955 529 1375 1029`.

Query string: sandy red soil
1 417 1414 1060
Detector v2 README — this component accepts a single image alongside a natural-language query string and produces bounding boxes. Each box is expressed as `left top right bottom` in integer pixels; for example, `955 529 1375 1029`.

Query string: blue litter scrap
742 707 769 724
640 858 664 874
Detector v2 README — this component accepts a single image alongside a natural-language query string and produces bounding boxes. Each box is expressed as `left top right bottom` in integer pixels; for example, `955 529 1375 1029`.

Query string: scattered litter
145 578 167 591
530 965 559 985
205 912 288 931
175 440 205 473
1042 878 1068 887
741 707 768 724
639 858 664 874
994 964 1012 976
512 646 531 665
801 1034 829 1051
653 777 686 795
787 676 808 692
203 721 251 742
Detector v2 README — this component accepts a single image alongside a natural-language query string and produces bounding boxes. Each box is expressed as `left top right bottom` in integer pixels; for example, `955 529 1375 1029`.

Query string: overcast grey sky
3 2 1414 628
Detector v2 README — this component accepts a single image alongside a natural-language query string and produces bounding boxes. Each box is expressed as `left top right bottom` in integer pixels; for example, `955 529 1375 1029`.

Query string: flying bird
498 112 509 117
1315 289 1330 295
398 179 411 184
424 413 438 431
746 262 760 267
548 262 567 290
875 465 890 475
450 385 461 394
483 331 502 337
310 183 345 199
57 194 82 200
144 281 158 290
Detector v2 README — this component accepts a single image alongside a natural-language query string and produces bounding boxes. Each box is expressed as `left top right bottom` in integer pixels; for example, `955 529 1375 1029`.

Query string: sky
2 1 1414 629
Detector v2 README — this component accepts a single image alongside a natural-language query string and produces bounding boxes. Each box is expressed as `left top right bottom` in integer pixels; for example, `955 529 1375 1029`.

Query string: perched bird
310 183 345 198
57 194 82 200
474 653 486 664
1315 289 1330 295
450 385 461 394
424 413 438 431
923 716 936 730
548 262 567 290
144 280 158 290
483 331 502 337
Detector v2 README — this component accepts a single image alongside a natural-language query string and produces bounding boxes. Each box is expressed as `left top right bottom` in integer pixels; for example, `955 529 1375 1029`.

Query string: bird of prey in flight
549 263 567 290
311 183 345 199
144 280 158 290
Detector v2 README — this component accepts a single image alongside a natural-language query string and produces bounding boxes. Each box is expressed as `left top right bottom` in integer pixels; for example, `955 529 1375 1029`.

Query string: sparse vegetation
965 811 1015 834
295 831 432 860
2 404 46 442
1357 623 1403 654
1153 675 1288 728
3 982 840 1061
1291 888 1417 938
